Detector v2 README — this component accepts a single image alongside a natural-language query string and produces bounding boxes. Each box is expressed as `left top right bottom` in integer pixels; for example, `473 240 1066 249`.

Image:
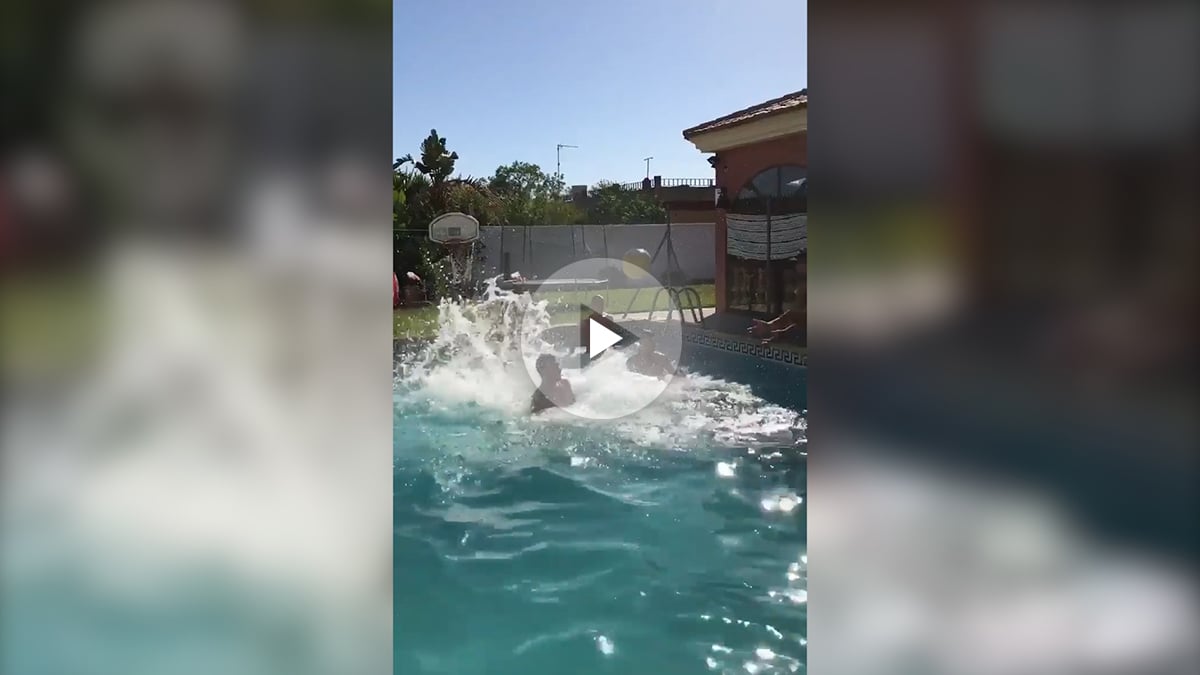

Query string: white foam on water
395 279 805 454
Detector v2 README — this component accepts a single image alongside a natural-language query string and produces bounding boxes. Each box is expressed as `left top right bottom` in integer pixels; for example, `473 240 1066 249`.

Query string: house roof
682 89 808 139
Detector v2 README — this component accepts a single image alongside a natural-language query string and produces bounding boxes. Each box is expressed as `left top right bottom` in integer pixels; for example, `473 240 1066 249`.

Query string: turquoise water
394 293 806 673
393 402 805 674
394 294 806 674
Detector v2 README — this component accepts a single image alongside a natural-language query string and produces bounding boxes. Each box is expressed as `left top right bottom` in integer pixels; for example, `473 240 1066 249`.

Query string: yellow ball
622 248 652 279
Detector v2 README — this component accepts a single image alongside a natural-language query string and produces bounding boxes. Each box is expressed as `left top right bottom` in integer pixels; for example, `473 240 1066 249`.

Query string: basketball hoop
429 212 481 287
443 238 476 284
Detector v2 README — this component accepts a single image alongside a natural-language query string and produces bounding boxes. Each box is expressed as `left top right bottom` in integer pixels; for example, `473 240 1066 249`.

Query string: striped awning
726 213 806 260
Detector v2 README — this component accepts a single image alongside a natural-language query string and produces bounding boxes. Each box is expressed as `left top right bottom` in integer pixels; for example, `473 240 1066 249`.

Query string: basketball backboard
428 212 480 244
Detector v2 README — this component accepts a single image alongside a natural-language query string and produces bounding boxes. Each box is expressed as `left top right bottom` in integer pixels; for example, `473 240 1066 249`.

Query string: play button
583 310 639 363
589 319 623 357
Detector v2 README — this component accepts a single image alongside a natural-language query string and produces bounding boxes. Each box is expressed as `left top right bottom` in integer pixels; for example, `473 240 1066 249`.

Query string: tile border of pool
682 326 807 368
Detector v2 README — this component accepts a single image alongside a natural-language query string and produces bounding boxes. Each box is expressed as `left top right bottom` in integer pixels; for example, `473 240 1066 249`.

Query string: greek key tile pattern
683 327 808 367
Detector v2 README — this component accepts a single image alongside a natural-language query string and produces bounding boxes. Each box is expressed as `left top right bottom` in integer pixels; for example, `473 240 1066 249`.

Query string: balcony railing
617 178 715 190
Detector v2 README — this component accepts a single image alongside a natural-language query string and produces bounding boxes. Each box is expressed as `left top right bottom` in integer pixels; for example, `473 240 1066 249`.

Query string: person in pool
579 294 610 355
531 353 575 413
589 294 608 318
627 335 675 379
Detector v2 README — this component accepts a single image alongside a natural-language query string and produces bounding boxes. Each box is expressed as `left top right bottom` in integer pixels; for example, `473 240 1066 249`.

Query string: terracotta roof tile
682 89 808 138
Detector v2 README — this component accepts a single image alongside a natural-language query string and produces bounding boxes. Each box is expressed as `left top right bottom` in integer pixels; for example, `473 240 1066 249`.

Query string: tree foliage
584 181 667 224
398 129 458 184
394 131 674 292
488 161 582 226
488 161 562 199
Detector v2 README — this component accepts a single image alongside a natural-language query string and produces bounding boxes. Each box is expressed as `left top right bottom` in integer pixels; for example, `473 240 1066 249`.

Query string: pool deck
393 299 807 378
394 307 807 364
613 306 716 323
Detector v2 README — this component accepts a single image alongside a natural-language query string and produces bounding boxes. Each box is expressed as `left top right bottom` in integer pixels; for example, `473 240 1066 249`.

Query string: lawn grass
393 305 440 338
1 273 104 378
394 283 716 339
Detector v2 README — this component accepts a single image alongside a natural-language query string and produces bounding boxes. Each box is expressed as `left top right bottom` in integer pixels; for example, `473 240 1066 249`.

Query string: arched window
737 165 806 201
725 164 808 323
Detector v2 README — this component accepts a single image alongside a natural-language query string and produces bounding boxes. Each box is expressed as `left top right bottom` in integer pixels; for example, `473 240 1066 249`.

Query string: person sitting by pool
531 354 575 413
748 286 806 344
626 336 675 379
760 321 803 344
748 308 800 341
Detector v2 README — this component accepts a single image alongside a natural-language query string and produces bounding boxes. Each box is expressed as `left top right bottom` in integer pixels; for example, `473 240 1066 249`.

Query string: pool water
394 289 806 674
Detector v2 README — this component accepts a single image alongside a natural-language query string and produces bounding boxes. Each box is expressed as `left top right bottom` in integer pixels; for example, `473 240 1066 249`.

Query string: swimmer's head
535 354 561 380
639 334 655 352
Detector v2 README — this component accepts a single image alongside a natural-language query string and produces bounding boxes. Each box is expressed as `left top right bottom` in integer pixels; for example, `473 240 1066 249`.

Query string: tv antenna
556 144 578 180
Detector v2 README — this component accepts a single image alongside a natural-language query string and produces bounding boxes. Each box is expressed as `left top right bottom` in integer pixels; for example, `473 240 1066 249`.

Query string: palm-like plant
412 129 458 184
394 132 508 294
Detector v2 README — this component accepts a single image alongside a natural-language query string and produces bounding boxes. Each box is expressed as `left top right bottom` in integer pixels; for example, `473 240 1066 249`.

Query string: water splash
394 279 806 454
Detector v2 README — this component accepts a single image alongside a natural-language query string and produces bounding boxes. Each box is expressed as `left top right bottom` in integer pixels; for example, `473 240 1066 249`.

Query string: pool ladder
646 287 706 326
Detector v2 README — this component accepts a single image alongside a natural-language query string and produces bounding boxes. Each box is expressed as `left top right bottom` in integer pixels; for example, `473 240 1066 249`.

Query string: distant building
566 178 718 226
684 90 807 317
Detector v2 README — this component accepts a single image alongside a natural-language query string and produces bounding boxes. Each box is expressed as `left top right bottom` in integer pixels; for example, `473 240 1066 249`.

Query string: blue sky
393 0 806 186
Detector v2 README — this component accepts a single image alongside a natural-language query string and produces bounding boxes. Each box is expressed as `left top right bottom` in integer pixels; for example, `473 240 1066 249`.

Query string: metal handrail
644 287 705 326
646 287 670 321
677 287 704 325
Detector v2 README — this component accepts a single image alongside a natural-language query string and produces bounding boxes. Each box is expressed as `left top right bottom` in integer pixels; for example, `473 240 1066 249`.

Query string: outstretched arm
749 309 802 336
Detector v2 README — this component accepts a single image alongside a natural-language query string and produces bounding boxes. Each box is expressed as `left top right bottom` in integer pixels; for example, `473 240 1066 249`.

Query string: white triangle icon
588 318 624 358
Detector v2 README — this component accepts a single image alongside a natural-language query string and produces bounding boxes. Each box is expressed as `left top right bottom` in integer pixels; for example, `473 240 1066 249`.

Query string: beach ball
622 248 652 279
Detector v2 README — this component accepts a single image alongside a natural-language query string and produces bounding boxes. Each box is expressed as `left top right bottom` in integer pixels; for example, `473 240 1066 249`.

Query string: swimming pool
394 293 806 674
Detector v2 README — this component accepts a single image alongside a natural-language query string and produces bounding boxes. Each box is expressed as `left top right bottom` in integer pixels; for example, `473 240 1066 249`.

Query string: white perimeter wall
476 223 715 282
